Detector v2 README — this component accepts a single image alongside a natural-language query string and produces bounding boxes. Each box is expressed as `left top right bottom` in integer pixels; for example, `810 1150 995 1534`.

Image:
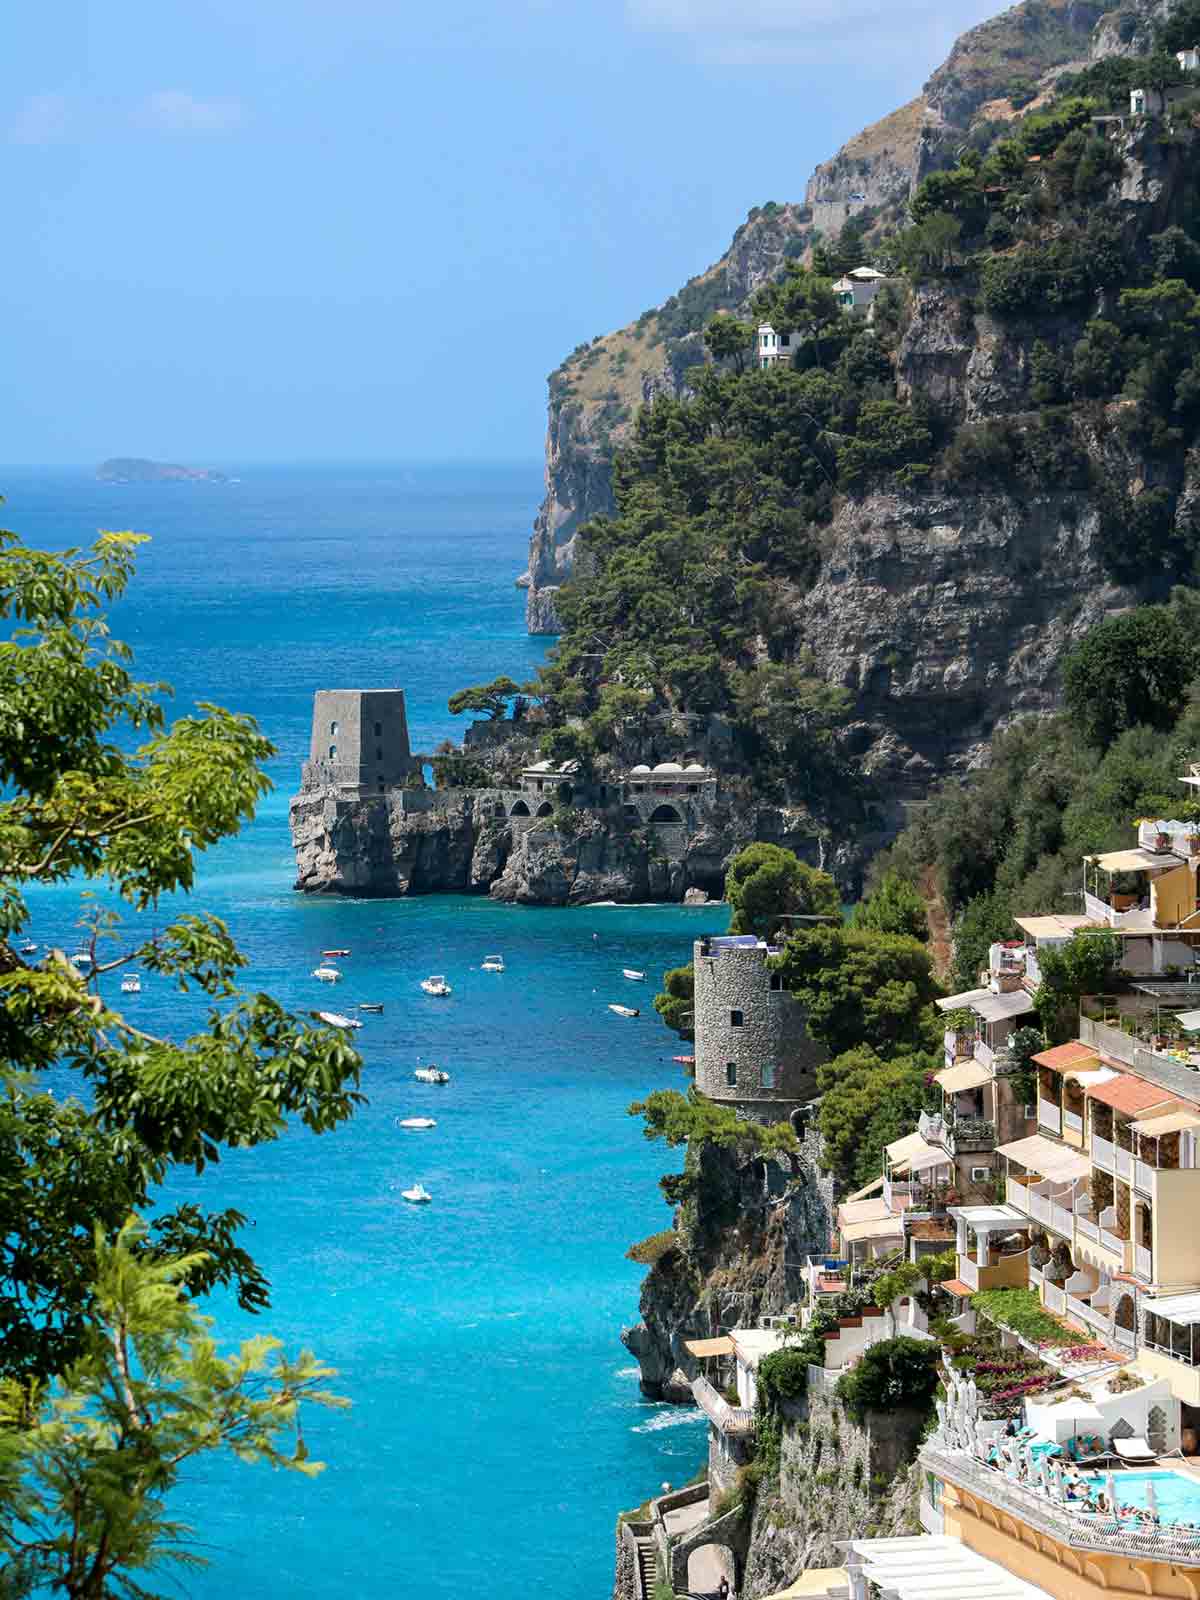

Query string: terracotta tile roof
1085 1073 1183 1118
908 1220 955 1241
942 1280 974 1298
1032 1041 1100 1073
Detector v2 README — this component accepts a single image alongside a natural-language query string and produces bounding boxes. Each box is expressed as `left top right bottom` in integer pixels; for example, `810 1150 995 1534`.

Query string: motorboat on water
414 1066 450 1084
120 973 141 994
317 1011 363 1030
398 1117 437 1130
608 1003 639 1018
622 969 645 980
19 940 37 956
313 965 342 982
401 1183 432 1204
358 1002 384 1013
70 952 94 971
322 948 350 957
481 954 505 972
420 975 452 996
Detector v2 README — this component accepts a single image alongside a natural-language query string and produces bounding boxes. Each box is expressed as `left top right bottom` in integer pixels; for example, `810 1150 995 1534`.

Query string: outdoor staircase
634 1533 658 1600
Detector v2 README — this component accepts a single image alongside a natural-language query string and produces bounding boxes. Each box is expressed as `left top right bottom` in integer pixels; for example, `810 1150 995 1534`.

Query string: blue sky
3 0 1003 465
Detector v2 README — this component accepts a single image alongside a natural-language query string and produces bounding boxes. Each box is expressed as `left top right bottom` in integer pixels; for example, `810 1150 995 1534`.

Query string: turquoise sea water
3 464 709 1598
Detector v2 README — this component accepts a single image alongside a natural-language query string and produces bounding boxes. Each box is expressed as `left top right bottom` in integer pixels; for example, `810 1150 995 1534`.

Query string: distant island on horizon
96 457 227 483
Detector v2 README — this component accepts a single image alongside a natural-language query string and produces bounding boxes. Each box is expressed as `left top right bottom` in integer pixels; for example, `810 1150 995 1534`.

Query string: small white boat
317 1011 363 1030
420 975 452 996
322 948 350 957
481 954 505 972
414 1066 450 1084
313 965 341 982
120 972 141 994
608 1003 640 1019
358 1002 384 1013
70 952 94 971
398 1117 437 1130
19 940 37 956
622 969 645 980
401 1183 432 1204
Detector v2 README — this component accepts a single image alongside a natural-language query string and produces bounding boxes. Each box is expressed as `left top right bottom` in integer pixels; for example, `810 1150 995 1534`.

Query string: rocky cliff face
622 1135 835 1402
289 786 833 904
524 0 1107 636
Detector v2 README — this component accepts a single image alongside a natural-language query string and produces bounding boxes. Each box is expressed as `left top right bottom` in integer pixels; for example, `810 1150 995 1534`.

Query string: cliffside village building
626 771 1200 1600
757 268 892 369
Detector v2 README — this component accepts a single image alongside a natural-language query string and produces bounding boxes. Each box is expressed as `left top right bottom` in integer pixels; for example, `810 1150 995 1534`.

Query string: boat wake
631 1407 705 1433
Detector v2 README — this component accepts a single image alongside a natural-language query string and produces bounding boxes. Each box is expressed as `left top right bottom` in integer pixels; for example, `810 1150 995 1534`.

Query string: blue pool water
1108 1471 1200 1526
4 464 709 1598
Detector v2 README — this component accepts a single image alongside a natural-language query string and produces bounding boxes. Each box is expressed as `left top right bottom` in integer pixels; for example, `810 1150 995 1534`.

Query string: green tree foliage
851 871 927 940
429 741 493 789
835 1335 940 1424
0 1220 346 1597
894 212 964 280
726 844 840 941
654 962 695 1040
836 399 933 488
1158 5 1200 57
1035 931 1121 1042
0 527 364 1385
730 663 858 809
772 926 941 1060
627 1087 797 1203
816 1046 939 1187
751 264 842 366
1062 606 1198 747
704 315 756 373
447 675 523 719
1007 1024 1044 1107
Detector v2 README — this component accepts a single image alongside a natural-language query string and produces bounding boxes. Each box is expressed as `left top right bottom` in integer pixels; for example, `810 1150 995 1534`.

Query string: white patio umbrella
966 1378 979 1418
1146 1478 1158 1521
1105 1470 1118 1522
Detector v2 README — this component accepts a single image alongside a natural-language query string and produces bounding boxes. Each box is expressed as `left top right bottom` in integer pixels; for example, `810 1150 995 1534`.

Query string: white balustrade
1063 1109 1083 1135
1113 1321 1136 1351
1050 1199 1074 1236
1134 1158 1154 1193
1029 1262 1044 1291
958 1256 980 1291
1115 1147 1132 1182
1100 1227 1127 1261
974 1038 996 1070
1076 1215 1099 1243
1091 1132 1114 1171
1135 1244 1153 1282
1039 1099 1062 1135
1030 1189 1051 1225
1043 1282 1066 1314
1007 1176 1029 1213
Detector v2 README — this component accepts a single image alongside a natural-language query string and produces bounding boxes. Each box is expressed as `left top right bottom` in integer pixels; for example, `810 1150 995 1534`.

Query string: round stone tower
693 934 825 1127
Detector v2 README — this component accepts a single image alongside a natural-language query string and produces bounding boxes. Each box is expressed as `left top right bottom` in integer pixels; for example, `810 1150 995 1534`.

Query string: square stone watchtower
302 689 419 797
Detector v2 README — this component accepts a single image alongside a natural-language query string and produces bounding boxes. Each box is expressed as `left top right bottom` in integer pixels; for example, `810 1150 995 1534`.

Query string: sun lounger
1112 1437 1157 1462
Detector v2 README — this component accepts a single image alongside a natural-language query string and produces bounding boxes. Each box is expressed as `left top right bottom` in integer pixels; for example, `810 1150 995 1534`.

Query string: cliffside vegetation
881 595 1200 997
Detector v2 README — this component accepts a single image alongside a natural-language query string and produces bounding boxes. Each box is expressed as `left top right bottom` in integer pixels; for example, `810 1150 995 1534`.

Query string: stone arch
509 800 531 818
685 1542 735 1596
649 803 683 824
536 801 554 817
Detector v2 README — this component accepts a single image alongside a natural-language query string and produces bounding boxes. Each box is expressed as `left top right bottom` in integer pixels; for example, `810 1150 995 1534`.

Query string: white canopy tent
844 1536 1055 1600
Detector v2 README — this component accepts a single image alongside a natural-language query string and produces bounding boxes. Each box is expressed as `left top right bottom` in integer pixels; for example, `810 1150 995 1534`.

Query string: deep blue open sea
3 464 710 1599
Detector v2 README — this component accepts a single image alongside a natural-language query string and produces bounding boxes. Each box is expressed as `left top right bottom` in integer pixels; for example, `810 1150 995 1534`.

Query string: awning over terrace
973 990 1037 1022
846 1535 1056 1600
995 1134 1091 1183
684 1336 734 1358
936 988 991 1012
1094 847 1186 872
1142 1292 1200 1325
1129 1107 1200 1135
935 1060 991 1093
886 1131 940 1167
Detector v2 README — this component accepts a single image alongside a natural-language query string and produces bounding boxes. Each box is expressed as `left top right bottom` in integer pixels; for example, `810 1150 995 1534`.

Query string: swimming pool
1094 1470 1200 1526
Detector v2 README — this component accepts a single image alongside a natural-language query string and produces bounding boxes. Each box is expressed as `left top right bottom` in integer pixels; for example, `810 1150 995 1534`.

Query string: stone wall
693 940 826 1121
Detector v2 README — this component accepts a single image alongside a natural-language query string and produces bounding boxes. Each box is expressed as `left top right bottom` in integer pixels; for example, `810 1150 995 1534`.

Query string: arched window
725 1062 737 1087
374 721 382 737
378 780 385 793
510 800 531 818
536 801 554 817
330 720 339 735
328 745 337 760
730 1010 744 1028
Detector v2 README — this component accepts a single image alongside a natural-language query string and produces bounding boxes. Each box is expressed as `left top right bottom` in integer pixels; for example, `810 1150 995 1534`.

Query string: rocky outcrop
289 787 831 904
621 1134 834 1401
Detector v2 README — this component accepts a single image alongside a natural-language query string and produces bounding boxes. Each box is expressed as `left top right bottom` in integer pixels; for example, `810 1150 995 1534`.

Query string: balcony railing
1066 1293 1110 1335
1007 1176 1028 1213
1030 1188 1051 1225
1134 1158 1154 1193
1049 1197 1075 1236
1076 1215 1099 1243
974 1038 996 1070
1043 1281 1066 1314
958 1256 981 1291
1113 1321 1136 1351
1091 1132 1114 1171
1115 1146 1132 1182
1063 1108 1083 1136
921 1443 1200 1566
1038 1098 1061 1136
1135 1243 1153 1282
1029 1261 1044 1292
